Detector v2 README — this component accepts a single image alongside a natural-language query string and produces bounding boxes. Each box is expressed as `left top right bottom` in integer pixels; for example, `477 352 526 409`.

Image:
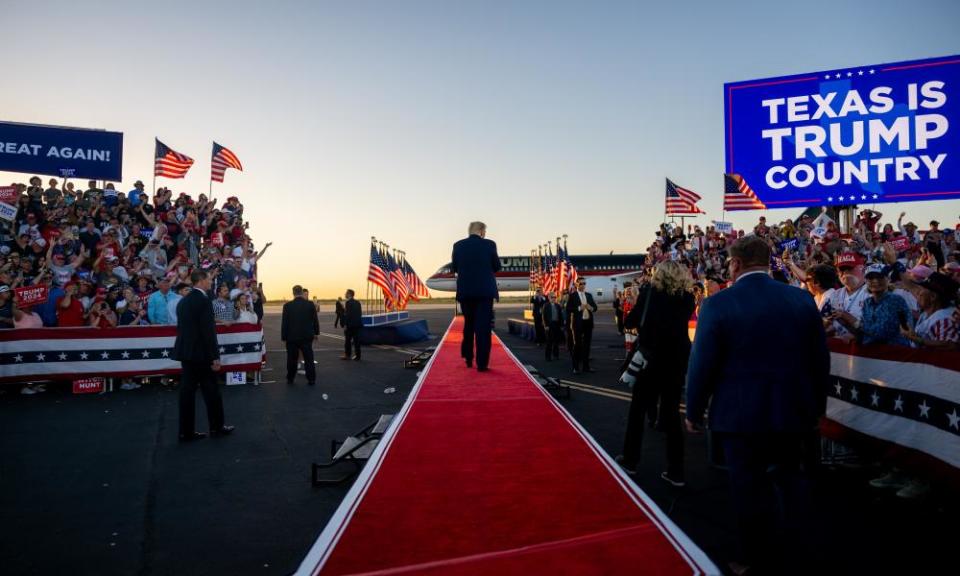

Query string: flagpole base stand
361 312 410 327
359 318 429 346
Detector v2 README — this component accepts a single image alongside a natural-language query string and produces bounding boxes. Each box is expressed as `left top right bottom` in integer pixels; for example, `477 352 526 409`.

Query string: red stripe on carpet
306 317 716 575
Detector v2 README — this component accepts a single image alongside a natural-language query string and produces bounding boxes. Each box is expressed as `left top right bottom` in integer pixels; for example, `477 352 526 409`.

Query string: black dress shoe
585 368 597 373
465 359 473 368
286 380 294 385
353 356 361 361
477 367 489 372
307 381 315 386
210 425 235 437
572 369 580 374
179 432 207 442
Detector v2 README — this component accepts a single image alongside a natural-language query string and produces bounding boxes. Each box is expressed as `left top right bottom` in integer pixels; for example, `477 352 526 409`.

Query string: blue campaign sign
0 121 123 181
724 55 960 209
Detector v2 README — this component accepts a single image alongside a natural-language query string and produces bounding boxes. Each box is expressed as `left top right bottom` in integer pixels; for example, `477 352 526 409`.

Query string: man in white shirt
827 253 869 338
565 278 598 373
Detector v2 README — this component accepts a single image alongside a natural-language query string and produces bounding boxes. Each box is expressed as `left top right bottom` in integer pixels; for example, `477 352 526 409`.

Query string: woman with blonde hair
616 260 695 486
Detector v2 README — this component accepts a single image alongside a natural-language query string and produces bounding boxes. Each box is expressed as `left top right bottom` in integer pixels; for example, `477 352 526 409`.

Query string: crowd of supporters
609 207 960 502
0 176 271 392
616 207 960 349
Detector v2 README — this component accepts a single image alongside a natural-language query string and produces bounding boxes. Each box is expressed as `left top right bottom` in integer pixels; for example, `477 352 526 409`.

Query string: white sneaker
20 385 38 395
869 471 909 489
660 472 686 487
120 382 141 391
896 479 931 500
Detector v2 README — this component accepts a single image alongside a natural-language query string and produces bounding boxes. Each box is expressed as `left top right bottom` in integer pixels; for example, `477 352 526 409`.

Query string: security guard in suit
173 270 233 441
565 278 598 373
281 284 320 384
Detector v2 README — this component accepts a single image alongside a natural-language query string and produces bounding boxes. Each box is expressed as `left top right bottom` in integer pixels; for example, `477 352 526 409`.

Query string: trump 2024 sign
724 54 960 208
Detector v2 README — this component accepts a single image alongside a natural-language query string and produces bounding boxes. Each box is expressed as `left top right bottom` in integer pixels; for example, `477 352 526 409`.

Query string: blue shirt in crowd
860 292 912 346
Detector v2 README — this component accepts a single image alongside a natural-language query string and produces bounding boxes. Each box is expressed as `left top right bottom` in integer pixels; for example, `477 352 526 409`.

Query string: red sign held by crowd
0 185 16 204
73 377 105 394
14 285 48 307
210 232 225 248
890 236 912 252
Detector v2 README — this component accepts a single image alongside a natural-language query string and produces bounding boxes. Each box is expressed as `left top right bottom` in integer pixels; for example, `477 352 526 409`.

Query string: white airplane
425 253 646 304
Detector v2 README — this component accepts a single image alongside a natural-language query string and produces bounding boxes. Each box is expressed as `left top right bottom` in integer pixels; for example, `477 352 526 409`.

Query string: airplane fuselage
425 254 646 303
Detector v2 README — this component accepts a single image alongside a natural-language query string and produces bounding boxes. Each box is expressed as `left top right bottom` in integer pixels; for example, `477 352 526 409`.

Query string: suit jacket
686 272 830 434
565 291 598 330
344 299 363 328
542 302 565 325
530 295 547 315
172 288 220 363
625 285 695 370
451 234 501 300
281 297 319 341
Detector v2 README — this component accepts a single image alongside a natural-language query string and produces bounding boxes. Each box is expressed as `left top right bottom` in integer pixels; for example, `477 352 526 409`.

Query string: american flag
367 244 394 304
211 142 243 183
542 248 557 295
154 139 194 179
386 250 410 309
533 252 545 290
665 178 704 215
723 173 766 211
563 246 579 287
556 245 570 294
403 258 431 300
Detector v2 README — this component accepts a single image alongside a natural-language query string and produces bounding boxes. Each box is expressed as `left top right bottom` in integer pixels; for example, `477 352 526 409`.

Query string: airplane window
596 289 603 297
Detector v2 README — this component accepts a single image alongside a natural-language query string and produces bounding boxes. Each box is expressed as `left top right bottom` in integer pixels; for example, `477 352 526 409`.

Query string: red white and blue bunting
0 324 264 383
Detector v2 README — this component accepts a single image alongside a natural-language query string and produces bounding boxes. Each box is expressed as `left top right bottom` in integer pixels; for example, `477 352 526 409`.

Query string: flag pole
369 236 376 315
556 236 562 295
208 141 214 199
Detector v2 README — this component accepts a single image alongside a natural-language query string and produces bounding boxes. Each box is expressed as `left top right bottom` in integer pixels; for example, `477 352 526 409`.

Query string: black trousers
533 312 545 343
179 360 224 435
545 322 562 360
286 339 315 383
621 362 684 479
571 318 594 370
615 310 624 334
717 432 813 573
344 326 361 359
459 298 493 369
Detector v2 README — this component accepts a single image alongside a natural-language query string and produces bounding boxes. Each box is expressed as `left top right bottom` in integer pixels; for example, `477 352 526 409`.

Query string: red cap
836 252 864 269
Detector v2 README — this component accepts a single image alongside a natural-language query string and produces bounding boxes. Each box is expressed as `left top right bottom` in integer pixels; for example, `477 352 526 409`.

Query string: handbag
619 287 654 387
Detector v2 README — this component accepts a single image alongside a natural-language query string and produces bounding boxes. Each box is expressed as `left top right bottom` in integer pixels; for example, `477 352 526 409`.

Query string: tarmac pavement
0 305 954 575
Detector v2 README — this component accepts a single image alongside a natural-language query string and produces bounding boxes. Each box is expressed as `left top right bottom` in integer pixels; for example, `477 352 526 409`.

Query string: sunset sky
3 0 959 299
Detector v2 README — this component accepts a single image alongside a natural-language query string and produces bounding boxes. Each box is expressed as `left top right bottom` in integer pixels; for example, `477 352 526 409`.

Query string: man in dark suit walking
565 278 598 373
541 292 564 361
530 288 547 345
281 285 319 384
342 289 363 361
173 270 233 441
686 236 830 575
451 221 501 371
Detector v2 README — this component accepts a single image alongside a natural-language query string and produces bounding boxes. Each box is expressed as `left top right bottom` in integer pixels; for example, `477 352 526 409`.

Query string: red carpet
297 318 718 575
